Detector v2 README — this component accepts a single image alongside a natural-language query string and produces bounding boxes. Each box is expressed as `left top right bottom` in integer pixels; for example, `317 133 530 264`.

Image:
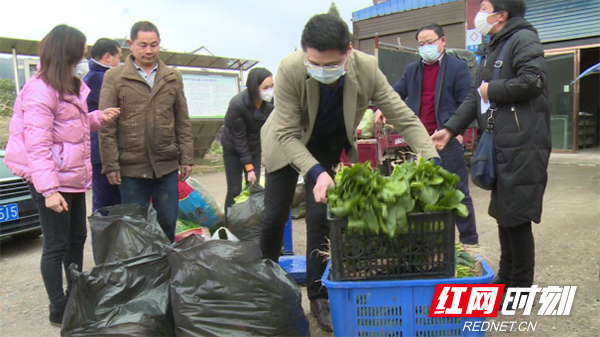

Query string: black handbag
471 116 497 190
470 36 513 190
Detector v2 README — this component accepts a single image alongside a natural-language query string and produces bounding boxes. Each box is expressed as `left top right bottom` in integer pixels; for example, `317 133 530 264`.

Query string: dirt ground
0 153 599 337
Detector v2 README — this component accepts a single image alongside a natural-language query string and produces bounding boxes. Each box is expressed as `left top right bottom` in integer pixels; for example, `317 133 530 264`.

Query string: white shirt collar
133 61 159 72
91 58 111 69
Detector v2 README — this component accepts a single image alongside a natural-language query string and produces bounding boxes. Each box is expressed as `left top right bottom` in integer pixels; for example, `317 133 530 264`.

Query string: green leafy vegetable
328 158 468 237
455 243 477 278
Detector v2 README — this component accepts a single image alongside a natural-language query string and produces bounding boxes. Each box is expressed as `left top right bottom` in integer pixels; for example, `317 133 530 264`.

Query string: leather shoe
490 276 510 286
310 299 333 332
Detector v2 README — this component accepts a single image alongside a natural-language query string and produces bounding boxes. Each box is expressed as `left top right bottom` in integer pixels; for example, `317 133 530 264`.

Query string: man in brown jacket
260 14 440 332
99 21 194 242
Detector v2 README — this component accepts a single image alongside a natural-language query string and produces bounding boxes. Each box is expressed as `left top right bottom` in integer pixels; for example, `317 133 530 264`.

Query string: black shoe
310 299 333 332
490 276 510 286
49 304 65 327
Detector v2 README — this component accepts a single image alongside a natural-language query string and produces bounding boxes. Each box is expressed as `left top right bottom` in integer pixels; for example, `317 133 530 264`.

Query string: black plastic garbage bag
89 204 169 264
167 239 310 337
171 233 206 250
61 253 174 337
227 185 264 245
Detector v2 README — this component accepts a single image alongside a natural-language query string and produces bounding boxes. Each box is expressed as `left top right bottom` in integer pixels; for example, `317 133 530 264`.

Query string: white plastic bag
357 108 375 138
209 227 240 242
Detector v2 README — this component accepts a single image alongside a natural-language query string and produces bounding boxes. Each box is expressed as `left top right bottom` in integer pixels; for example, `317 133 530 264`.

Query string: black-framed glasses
418 38 441 47
303 56 347 71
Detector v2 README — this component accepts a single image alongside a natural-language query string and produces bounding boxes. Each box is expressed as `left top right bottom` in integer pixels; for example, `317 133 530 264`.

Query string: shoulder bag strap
487 35 514 131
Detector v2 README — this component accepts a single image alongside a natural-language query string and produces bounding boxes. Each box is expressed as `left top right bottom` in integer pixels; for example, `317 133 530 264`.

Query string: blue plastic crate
279 255 307 284
322 259 495 337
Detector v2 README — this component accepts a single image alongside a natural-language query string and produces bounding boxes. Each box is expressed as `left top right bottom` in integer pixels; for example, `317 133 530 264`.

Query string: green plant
0 79 16 117
327 1 341 18
455 243 477 278
328 159 468 237
209 141 223 155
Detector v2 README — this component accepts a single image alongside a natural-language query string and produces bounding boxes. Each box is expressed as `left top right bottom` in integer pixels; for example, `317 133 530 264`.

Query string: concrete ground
0 151 599 337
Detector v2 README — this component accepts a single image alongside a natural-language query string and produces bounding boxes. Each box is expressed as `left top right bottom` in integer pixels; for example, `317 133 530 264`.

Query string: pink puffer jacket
4 75 105 197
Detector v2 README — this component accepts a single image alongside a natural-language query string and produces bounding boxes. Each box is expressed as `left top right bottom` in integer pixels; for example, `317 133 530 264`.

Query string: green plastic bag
357 108 375 138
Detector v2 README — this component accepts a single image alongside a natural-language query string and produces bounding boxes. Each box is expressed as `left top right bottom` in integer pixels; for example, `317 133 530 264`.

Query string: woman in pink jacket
4 25 119 326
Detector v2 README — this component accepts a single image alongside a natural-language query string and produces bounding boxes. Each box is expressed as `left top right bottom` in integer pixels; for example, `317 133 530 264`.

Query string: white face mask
304 56 347 84
474 11 498 36
419 44 441 64
260 88 274 102
72 60 89 79
109 55 120 67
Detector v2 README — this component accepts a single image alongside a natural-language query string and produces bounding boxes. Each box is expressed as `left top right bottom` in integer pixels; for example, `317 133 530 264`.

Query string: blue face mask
304 56 347 84
419 44 441 64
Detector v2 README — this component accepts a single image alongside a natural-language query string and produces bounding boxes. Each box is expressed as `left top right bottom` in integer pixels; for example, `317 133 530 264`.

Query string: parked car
0 150 42 239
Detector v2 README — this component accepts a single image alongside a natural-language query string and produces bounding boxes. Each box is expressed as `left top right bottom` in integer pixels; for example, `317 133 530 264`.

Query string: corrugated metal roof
352 0 463 22
0 37 259 71
526 0 600 43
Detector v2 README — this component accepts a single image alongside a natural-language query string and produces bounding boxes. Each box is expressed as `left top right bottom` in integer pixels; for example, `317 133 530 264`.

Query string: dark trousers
91 163 121 212
439 138 478 244
119 170 179 242
28 185 87 311
91 163 121 263
223 149 262 214
260 144 342 301
498 222 535 287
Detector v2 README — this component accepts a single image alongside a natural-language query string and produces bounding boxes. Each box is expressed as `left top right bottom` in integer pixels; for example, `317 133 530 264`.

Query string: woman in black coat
432 0 551 295
221 67 274 212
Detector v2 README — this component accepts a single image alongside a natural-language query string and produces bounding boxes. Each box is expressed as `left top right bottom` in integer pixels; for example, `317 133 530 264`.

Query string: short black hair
246 67 272 101
130 21 160 41
301 14 350 54
484 0 527 19
415 23 445 40
91 38 120 60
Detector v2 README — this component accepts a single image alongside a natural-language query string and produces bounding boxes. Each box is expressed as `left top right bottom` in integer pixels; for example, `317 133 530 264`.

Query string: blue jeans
119 170 179 242
439 138 479 245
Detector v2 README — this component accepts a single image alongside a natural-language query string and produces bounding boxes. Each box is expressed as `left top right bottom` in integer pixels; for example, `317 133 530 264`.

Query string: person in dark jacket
432 0 550 298
221 67 274 212
83 38 122 212
390 23 478 245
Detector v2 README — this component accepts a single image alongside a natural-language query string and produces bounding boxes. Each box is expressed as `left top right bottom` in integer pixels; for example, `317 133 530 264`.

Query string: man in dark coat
391 22 478 245
433 0 550 292
83 38 122 212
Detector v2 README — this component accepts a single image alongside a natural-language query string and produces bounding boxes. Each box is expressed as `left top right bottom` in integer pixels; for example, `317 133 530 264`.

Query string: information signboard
180 71 239 119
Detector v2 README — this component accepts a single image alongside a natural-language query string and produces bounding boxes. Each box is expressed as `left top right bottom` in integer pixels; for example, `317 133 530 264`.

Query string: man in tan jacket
99 21 194 242
260 14 439 331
